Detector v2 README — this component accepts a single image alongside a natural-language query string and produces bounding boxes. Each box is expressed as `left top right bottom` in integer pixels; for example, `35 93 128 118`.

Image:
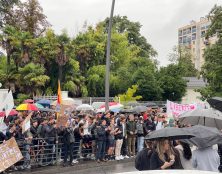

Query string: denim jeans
64 143 74 164
137 136 144 152
96 141 106 160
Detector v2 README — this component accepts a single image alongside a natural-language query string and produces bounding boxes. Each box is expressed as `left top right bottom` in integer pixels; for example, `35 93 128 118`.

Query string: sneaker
124 155 129 159
97 160 101 163
72 159 79 164
115 156 120 161
119 155 124 160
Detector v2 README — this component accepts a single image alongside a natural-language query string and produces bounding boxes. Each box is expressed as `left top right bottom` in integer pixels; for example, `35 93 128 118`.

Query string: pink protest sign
167 100 197 118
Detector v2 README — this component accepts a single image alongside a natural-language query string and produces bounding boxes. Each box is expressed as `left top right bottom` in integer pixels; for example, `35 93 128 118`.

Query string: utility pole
105 0 115 111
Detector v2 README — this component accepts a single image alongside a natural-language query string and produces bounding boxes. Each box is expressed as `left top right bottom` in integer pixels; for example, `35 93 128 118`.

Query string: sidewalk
14 158 134 174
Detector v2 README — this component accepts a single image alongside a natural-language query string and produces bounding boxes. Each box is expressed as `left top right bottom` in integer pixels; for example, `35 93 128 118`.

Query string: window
179 37 183 44
183 29 187 35
187 28 191 34
179 30 182 36
183 36 187 43
192 26 196 33
201 31 206 37
192 33 196 40
187 36 191 44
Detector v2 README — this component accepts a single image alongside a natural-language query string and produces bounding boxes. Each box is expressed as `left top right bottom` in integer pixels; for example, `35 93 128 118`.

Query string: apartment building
178 17 217 71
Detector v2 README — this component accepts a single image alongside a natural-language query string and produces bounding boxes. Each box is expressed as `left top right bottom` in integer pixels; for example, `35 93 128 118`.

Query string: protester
114 115 125 160
150 139 183 170
175 141 193 169
136 116 145 152
95 119 108 163
135 140 154 171
61 122 75 167
126 114 137 157
192 146 220 172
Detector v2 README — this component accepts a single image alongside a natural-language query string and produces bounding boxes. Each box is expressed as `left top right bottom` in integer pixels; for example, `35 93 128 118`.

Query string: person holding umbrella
150 139 183 170
145 127 194 170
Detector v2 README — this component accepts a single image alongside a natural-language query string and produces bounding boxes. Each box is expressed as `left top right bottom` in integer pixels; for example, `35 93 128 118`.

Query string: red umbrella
99 102 119 109
0 109 18 117
24 99 34 104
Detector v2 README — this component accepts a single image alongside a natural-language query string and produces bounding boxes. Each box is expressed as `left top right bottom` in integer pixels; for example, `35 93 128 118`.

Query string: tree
117 85 142 104
169 46 197 77
157 64 187 101
15 0 50 37
102 15 157 58
18 63 50 95
206 5 222 39
0 0 20 29
198 5 222 99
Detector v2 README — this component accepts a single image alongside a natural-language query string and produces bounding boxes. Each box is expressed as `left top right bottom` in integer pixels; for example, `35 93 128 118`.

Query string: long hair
156 139 170 162
180 141 192 160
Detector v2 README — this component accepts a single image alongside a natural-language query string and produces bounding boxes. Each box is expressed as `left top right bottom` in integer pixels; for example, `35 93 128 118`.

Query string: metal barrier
2 136 100 171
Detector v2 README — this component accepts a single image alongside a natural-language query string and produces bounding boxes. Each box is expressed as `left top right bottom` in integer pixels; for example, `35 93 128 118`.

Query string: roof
183 77 207 88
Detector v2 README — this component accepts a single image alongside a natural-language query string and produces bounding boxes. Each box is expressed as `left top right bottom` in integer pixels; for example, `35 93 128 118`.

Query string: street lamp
105 0 115 111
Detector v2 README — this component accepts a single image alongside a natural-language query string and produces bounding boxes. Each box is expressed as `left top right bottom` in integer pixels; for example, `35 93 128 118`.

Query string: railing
3 136 105 171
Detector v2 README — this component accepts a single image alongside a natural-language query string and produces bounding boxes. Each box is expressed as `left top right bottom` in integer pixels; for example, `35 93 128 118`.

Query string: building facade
178 17 217 71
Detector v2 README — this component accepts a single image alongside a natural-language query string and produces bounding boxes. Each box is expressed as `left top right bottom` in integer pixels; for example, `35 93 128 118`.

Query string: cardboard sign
22 112 33 134
167 100 197 118
0 137 23 172
57 114 69 127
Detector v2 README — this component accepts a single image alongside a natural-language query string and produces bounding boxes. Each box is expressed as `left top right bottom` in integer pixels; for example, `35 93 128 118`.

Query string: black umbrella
178 108 222 130
119 108 135 113
207 97 222 112
144 127 195 141
183 125 222 149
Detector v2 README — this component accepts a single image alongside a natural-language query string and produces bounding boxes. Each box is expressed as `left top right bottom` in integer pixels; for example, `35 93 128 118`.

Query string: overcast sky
38 0 222 66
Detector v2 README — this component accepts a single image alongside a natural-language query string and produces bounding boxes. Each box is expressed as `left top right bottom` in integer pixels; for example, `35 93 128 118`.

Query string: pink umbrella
0 109 18 117
24 99 34 104
99 102 120 109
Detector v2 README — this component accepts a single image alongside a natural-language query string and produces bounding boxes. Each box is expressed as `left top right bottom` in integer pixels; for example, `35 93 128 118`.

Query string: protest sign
167 100 197 118
0 137 23 172
56 114 69 127
1 91 14 118
22 112 33 134
56 105 69 127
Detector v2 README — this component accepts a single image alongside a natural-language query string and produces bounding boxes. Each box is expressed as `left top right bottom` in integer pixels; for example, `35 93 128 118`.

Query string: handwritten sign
57 114 68 127
0 137 23 172
167 100 197 118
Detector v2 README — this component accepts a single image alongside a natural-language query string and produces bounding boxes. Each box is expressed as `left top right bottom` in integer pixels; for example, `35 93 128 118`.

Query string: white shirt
175 145 193 170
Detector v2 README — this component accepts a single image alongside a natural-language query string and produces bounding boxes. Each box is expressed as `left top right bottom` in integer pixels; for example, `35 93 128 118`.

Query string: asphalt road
15 159 136 174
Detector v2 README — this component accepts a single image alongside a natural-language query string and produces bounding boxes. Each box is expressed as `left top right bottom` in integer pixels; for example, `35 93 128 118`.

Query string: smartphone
170 160 175 164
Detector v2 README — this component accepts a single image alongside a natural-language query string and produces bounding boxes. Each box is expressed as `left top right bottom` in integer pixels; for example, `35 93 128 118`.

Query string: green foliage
206 5 222 39
0 0 188 101
198 5 222 99
169 46 197 77
117 85 142 104
15 93 30 105
157 64 187 101
18 63 50 95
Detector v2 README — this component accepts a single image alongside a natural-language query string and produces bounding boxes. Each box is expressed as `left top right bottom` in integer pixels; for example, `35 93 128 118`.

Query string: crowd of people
0 106 167 170
1 104 222 173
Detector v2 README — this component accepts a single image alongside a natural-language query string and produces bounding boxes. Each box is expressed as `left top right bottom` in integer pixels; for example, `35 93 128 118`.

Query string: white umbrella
51 98 76 106
76 104 94 111
179 108 222 130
